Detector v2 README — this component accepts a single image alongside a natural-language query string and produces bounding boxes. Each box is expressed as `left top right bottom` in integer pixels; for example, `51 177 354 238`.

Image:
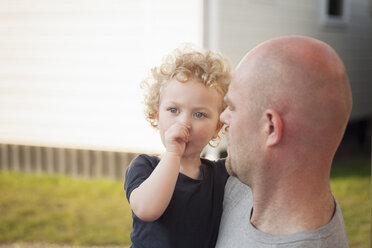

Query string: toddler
124 46 231 248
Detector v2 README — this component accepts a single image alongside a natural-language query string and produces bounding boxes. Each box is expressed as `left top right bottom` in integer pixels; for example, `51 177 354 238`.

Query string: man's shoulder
267 203 349 248
215 176 253 248
219 176 253 224
224 176 252 204
216 190 349 248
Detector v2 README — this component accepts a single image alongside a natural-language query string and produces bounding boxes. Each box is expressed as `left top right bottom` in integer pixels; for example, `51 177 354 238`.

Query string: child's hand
164 122 190 156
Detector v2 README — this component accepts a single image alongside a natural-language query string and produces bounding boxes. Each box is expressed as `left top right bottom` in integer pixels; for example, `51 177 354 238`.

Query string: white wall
209 0 372 120
0 0 203 153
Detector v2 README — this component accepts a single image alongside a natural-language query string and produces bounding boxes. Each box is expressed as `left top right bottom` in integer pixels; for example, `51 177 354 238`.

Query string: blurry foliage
0 159 370 247
0 172 132 246
330 159 371 248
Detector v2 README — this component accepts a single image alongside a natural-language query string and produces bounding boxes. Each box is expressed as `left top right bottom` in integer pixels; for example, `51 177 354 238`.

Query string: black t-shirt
124 154 229 248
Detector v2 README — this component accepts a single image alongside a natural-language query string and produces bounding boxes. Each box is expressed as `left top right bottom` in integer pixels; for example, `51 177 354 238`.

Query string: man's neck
250 171 335 235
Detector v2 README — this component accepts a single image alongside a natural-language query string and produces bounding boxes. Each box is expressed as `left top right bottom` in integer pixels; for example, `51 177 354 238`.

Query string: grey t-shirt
216 176 349 248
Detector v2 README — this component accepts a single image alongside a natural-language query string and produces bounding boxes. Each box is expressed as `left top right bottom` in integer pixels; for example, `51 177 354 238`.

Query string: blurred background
0 0 371 247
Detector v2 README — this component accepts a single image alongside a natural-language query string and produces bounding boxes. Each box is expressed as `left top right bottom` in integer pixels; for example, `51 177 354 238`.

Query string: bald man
215 36 351 247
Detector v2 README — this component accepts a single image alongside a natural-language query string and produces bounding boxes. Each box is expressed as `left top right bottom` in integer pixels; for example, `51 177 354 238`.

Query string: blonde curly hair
141 46 232 128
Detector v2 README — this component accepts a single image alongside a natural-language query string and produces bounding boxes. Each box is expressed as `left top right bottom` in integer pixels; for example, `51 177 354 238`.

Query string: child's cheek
192 125 213 143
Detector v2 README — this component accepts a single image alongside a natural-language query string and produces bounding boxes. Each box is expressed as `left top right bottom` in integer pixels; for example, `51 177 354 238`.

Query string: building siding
211 0 372 120
0 0 201 152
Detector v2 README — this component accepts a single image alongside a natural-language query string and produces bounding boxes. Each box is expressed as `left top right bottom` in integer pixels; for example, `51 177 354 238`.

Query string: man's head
220 35 352 186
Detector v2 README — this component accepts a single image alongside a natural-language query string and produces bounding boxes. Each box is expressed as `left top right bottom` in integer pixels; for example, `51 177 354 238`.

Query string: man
216 36 351 247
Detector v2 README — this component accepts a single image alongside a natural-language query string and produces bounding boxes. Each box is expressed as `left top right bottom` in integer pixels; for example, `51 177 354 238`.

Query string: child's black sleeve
124 154 159 202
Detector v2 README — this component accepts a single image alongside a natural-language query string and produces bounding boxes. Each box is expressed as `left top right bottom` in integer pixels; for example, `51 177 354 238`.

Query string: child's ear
213 122 224 139
154 111 159 127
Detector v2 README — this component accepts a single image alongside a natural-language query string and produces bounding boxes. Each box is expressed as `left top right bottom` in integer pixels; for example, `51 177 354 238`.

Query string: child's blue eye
194 112 206 118
168 108 178 114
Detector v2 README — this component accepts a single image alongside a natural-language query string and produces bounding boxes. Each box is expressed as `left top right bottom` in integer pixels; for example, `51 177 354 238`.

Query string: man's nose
220 109 229 125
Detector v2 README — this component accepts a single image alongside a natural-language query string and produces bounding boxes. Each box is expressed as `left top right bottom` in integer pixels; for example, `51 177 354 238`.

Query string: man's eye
168 108 178 114
194 112 206 118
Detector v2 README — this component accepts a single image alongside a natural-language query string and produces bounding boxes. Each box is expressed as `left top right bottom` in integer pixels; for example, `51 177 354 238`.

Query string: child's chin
183 147 202 157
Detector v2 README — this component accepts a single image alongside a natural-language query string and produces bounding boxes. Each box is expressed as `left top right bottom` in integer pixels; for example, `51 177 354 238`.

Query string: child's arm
129 122 189 222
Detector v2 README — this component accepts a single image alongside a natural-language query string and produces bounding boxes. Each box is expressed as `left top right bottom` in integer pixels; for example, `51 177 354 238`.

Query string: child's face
157 78 223 157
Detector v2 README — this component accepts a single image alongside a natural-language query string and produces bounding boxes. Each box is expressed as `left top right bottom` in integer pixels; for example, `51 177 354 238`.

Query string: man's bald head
236 35 352 158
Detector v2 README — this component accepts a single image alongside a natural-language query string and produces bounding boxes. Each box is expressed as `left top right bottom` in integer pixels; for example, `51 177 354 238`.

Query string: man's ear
213 121 224 139
264 109 282 147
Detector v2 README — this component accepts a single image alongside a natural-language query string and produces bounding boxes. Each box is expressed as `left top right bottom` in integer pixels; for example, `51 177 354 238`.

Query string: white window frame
319 0 350 27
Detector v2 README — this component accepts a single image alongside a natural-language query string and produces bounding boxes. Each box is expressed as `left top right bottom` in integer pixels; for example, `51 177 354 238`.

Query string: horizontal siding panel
0 0 140 12
0 0 202 152
215 0 372 119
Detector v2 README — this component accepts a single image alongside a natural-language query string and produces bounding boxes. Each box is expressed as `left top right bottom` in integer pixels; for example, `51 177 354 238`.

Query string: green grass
330 159 371 248
0 159 370 247
0 172 132 246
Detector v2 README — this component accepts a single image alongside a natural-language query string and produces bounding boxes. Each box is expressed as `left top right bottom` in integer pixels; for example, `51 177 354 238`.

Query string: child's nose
179 114 192 127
